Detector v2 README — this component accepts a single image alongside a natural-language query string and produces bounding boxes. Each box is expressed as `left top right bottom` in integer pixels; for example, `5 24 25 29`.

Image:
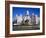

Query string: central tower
26 10 29 15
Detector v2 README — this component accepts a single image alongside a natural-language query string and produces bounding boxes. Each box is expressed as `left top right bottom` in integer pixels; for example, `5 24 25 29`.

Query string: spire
20 14 22 17
35 14 38 17
16 14 18 17
26 10 29 15
32 13 34 16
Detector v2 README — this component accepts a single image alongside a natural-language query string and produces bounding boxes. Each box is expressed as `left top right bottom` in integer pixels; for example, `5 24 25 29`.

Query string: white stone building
13 10 39 25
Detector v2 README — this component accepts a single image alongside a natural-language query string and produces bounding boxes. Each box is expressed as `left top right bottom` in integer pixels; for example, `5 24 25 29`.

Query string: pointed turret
16 14 18 18
32 13 34 16
20 14 22 17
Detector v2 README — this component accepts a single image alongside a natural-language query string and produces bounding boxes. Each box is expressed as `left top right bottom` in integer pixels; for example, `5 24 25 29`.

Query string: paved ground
13 25 40 31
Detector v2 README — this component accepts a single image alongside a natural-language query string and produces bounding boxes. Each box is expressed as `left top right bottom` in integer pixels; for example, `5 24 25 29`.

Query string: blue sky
12 7 40 18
